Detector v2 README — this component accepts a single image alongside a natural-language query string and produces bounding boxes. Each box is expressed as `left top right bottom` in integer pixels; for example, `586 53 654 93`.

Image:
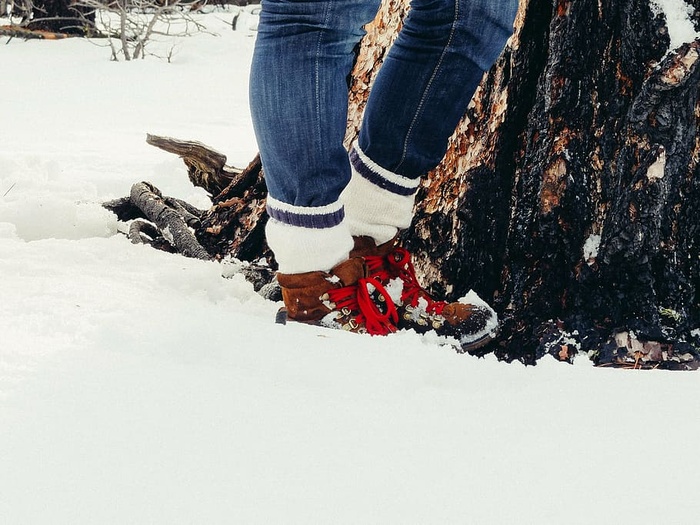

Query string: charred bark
401 0 700 367
192 150 269 264
142 135 270 260
24 0 96 36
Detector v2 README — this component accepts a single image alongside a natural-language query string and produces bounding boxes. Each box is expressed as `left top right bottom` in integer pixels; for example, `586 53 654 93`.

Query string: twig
2 182 16 197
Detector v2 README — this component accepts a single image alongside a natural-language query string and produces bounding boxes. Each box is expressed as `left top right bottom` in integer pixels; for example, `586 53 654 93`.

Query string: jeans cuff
266 196 345 229
349 143 421 197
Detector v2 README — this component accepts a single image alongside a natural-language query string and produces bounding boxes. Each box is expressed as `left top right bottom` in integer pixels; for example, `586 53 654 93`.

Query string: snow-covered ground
1 10 700 525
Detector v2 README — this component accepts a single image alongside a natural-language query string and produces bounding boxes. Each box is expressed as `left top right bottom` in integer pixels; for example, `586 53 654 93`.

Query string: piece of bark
146 134 240 197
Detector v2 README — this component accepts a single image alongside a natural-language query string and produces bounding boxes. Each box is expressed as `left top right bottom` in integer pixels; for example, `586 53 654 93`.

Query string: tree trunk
388 0 700 366
26 0 96 35
110 0 700 367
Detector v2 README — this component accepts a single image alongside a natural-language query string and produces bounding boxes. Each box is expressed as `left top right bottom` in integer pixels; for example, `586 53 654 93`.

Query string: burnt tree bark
414 0 700 366
24 0 96 35
109 0 700 368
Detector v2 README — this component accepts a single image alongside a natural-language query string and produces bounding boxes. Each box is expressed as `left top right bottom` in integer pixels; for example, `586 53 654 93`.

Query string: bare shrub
79 0 208 61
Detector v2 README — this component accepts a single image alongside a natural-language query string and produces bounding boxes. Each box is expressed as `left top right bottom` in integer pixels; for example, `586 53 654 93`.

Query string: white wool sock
342 143 420 244
266 197 353 274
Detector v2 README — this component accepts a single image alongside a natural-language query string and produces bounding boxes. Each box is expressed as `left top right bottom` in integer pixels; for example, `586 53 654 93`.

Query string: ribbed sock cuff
342 143 420 244
266 197 353 274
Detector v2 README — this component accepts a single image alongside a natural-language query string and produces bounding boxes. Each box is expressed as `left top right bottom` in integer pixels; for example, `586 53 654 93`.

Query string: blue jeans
250 0 517 213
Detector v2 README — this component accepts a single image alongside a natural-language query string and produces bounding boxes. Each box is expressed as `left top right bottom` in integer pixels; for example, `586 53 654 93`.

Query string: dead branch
146 133 240 197
129 181 211 260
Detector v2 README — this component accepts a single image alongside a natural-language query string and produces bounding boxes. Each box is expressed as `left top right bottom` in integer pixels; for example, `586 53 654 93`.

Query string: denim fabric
250 0 518 210
250 0 381 210
360 0 519 178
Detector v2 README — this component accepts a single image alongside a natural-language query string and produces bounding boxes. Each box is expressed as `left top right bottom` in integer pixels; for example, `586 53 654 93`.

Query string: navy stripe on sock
266 203 345 229
349 148 417 197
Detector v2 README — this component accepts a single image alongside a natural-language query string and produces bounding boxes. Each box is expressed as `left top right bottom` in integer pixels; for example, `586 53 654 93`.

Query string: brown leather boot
351 236 498 350
276 257 398 335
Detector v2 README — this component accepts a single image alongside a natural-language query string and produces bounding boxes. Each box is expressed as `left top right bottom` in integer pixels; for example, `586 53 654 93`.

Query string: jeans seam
396 0 460 172
315 3 333 153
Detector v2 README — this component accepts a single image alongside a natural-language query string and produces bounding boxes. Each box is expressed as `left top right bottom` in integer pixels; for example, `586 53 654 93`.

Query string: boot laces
366 247 445 315
326 277 398 335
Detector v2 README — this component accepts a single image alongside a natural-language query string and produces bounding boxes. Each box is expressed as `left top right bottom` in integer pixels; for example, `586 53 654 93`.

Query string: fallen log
0 25 71 40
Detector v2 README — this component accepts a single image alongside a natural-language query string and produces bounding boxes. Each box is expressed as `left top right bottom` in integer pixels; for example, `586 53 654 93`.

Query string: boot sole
278 306 497 352
459 330 497 353
275 307 289 325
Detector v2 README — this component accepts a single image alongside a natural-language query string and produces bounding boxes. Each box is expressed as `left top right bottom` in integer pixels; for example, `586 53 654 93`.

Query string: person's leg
250 0 399 335
250 0 381 274
343 0 518 347
343 0 519 243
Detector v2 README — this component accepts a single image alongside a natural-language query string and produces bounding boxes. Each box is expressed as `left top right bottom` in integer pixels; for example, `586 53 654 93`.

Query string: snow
457 290 499 344
2 11 700 525
651 0 700 53
583 233 602 262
